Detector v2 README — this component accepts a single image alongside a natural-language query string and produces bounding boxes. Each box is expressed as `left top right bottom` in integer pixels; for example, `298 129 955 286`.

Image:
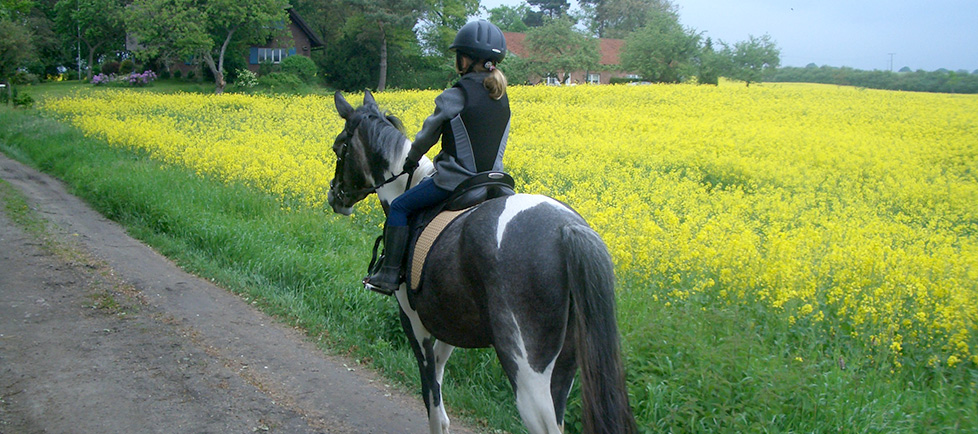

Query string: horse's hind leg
550 317 578 430
494 317 565 434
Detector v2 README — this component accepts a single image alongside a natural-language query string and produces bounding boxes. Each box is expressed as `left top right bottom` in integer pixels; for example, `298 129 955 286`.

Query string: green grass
0 177 45 236
2 85 976 433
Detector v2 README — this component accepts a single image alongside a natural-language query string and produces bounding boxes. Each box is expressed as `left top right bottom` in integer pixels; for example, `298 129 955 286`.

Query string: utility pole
888 53 895 72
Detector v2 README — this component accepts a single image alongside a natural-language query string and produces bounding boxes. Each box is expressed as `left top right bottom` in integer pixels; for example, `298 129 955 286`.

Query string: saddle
367 172 516 293
408 172 515 290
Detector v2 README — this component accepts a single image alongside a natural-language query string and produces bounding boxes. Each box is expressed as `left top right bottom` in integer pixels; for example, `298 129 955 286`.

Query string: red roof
503 32 623 66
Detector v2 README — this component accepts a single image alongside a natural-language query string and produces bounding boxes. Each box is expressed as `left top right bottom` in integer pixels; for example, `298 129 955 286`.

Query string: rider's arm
406 87 465 163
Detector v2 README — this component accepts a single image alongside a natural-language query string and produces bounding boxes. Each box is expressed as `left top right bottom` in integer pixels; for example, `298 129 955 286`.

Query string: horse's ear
363 89 377 107
335 91 354 119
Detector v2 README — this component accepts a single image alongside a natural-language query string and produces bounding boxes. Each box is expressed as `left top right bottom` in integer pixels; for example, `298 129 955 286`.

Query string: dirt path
0 153 479 434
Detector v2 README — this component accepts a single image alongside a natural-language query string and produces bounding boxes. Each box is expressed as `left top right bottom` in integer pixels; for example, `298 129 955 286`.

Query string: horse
328 90 637 434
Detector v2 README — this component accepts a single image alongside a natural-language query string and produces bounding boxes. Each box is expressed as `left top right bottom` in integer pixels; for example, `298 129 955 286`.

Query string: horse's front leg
426 339 455 433
398 300 456 434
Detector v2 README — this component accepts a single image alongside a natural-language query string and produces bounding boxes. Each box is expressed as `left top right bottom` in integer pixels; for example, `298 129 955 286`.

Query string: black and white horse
328 91 636 434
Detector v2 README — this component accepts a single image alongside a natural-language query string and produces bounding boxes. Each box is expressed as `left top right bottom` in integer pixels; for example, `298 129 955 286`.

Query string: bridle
329 111 411 206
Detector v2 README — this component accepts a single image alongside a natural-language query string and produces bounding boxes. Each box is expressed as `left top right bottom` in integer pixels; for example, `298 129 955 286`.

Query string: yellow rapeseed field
41 83 978 369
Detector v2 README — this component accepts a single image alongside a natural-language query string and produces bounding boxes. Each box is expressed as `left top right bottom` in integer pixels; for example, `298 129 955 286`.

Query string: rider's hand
403 159 419 174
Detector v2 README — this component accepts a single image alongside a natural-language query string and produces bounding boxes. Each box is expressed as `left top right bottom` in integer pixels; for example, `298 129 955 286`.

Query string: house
246 8 324 73
503 32 638 85
161 8 323 77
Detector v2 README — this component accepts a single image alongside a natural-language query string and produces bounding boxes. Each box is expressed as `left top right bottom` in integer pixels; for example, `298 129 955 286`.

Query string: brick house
246 8 324 73
160 8 323 77
503 32 638 85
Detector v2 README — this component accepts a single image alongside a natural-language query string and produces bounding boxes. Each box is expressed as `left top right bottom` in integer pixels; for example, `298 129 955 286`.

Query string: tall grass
3 83 977 432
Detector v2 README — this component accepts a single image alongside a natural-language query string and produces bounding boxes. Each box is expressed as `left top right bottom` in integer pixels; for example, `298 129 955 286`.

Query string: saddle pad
410 208 470 289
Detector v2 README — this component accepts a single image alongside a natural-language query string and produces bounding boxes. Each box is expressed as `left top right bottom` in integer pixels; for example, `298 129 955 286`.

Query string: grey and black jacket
406 72 511 191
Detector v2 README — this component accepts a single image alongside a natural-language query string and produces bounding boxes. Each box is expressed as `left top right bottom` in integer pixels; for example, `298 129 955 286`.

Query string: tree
527 0 568 19
417 0 478 58
486 3 531 33
1 20 34 101
721 34 780 86
696 37 720 85
1 1 34 103
54 0 126 80
519 17 599 84
579 0 675 39
619 8 699 83
25 3 69 79
346 0 425 91
127 0 289 94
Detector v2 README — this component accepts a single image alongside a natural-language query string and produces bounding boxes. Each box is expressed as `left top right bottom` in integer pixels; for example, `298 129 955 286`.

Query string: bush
257 72 305 93
235 68 258 88
102 61 120 75
258 60 277 77
11 70 39 85
91 73 111 86
0 87 33 107
90 70 158 87
173 70 182 79
119 59 135 75
13 92 33 107
128 70 158 86
280 55 318 84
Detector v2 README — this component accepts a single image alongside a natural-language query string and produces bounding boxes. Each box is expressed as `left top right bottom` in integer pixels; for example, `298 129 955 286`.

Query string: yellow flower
39 83 978 370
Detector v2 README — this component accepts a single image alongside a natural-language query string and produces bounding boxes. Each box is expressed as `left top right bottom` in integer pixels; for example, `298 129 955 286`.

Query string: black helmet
450 20 506 63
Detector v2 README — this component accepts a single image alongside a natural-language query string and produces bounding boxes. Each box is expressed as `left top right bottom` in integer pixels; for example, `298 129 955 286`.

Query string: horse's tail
562 224 637 434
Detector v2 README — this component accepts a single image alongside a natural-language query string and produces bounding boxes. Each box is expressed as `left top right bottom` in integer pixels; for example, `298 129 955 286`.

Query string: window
587 73 601 84
545 75 561 86
260 48 287 64
250 48 294 65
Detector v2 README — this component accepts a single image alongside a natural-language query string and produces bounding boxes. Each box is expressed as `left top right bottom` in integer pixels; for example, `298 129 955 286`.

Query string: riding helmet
450 20 507 63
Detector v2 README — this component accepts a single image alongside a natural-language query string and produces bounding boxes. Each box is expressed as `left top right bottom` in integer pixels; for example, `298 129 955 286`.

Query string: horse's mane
356 102 408 163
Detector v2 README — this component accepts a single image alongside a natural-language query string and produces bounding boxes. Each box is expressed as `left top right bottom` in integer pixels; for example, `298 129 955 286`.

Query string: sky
478 0 978 72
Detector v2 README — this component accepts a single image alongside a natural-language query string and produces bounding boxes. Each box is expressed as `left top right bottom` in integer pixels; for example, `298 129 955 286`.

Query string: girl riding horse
364 20 511 295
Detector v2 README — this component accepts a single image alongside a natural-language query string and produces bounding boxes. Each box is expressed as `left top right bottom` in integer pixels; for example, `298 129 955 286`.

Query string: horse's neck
375 138 435 206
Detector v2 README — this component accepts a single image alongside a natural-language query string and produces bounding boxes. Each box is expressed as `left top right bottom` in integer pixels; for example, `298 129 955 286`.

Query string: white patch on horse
508 312 562 434
495 195 573 250
395 286 428 346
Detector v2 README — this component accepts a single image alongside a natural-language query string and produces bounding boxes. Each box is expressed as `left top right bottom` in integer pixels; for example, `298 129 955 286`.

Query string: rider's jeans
388 177 452 227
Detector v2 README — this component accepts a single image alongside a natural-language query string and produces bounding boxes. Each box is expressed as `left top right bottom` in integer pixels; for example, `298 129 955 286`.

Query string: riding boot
363 225 410 296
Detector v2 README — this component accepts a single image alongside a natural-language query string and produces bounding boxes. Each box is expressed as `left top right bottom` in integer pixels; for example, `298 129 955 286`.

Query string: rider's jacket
407 72 511 191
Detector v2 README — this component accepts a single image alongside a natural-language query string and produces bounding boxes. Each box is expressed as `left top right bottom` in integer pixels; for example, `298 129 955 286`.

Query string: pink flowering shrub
91 70 158 87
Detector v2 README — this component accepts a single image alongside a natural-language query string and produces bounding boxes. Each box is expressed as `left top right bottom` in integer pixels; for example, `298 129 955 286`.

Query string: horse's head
328 90 407 216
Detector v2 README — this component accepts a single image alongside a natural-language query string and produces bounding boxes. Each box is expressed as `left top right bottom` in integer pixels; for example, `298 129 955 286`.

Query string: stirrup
363 276 396 296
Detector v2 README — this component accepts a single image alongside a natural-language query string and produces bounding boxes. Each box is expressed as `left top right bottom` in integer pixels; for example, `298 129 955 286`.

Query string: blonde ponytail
483 67 507 100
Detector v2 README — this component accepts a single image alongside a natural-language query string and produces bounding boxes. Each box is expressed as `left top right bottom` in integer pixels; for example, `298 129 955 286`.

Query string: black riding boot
363 225 410 296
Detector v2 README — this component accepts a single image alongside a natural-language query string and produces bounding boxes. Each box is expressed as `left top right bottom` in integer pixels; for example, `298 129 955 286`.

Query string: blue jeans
388 178 451 227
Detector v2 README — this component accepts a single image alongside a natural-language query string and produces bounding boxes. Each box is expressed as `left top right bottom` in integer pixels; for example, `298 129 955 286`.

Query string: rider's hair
466 56 507 100
484 66 507 100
